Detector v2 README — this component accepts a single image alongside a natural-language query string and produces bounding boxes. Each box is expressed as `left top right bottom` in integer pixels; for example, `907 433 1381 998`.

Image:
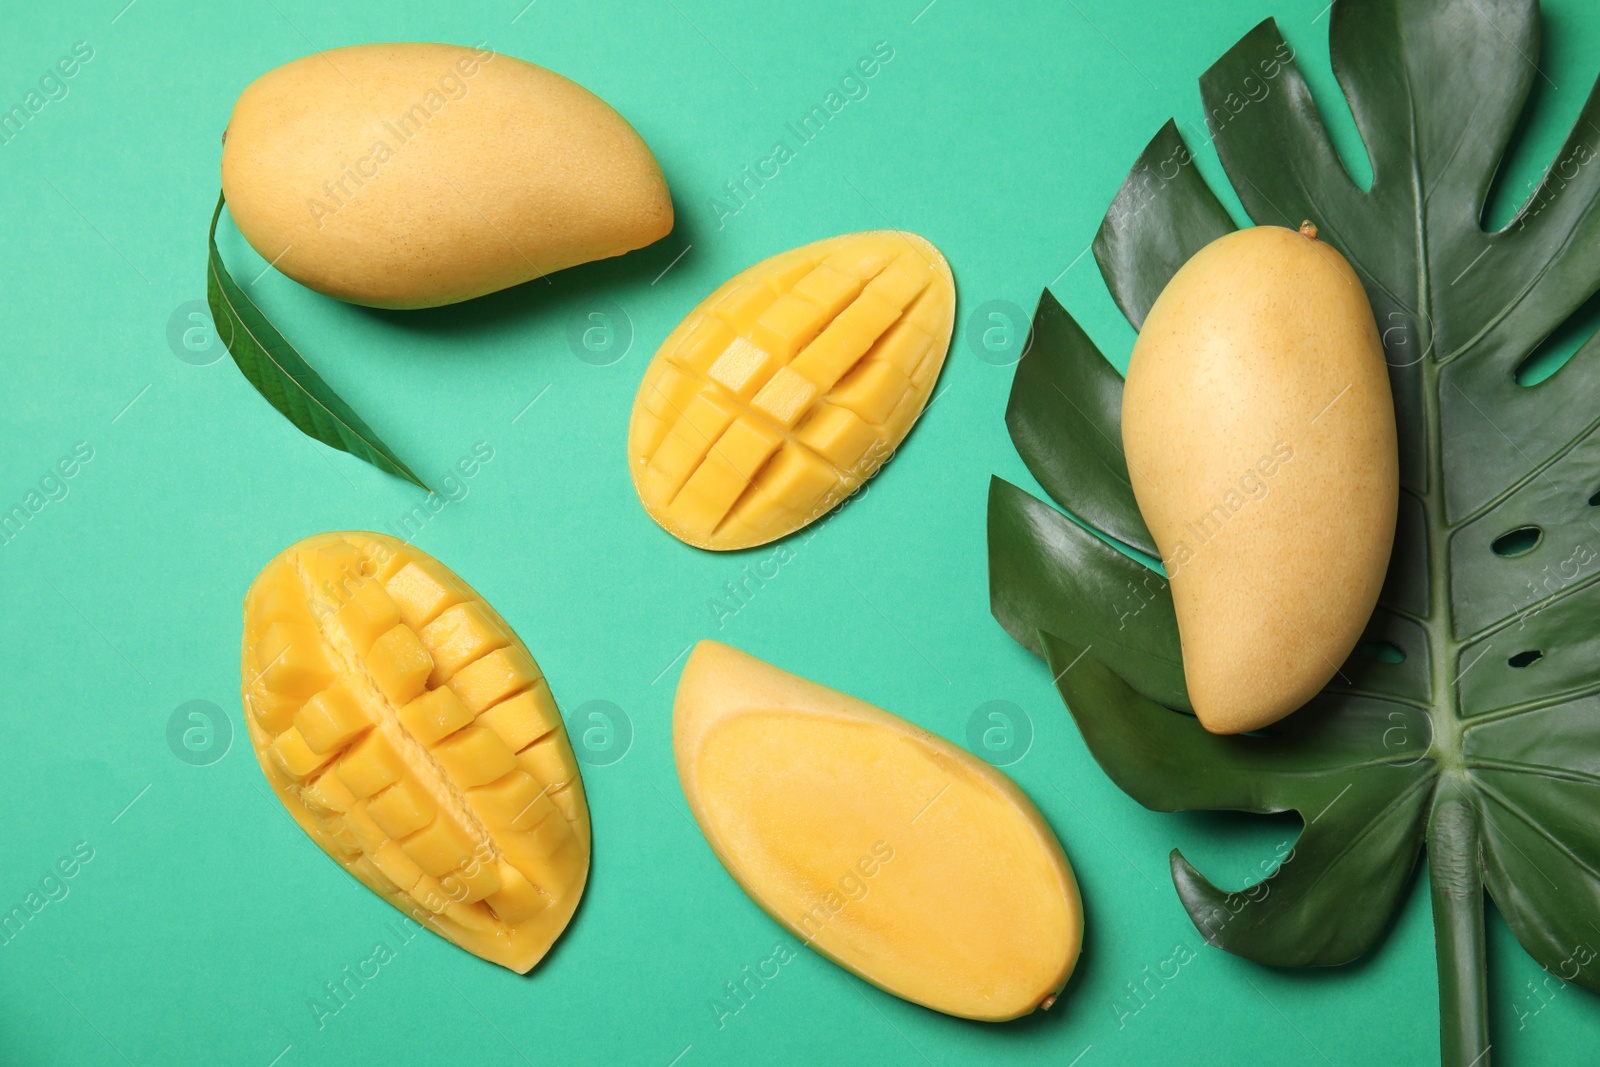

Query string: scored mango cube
641 363 698 421
254 621 333 700
294 679 375 754
476 687 561 753
450 646 542 714
409 875 450 915
750 293 830 360
340 802 389 854
335 727 407 798
433 726 518 789
241 532 591 974
707 337 782 400
397 686 475 746
485 862 548 924
872 319 936 378
791 264 862 317
517 732 579 794
371 839 425 892
333 578 402 655
711 281 778 333
401 809 477 878
419 601 511 686
385 557 470 630
270 727 333 780
831 359 912 427
667 417 784 533
440 857 503 905
365 625 433 706
367 776 437 839
862 252 934 310
628 231 954 550
796 404 879 471
751 445 836 522
750 365 821 429
470 771 559 833
301 770 357 814
667 315 736 375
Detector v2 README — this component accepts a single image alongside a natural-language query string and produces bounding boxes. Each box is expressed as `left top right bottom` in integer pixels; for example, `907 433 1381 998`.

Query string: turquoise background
4 0 1600 1063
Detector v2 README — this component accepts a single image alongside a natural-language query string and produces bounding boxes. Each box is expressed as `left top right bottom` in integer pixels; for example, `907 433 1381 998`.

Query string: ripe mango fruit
241 532 588 973
673 641 1082 1020
629 231 955 550
220 43 672 309
1122 223 1398 734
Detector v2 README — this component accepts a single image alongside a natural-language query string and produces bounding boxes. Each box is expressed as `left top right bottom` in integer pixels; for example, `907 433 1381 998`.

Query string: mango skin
220 43 672 309
1122 225 1398 734
674 641 1082 1020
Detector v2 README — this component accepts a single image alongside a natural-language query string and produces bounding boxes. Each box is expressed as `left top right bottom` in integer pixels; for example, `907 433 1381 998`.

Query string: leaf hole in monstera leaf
1588 489 1600 508
1481 61 1563 232
1508 650 1543 669
1355 639 1406 664
1513 287 1600 386
1491 526 1543 557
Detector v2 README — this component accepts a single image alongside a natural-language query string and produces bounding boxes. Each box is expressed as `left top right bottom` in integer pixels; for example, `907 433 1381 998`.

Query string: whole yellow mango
220 43 672 309
1122 223 1397 734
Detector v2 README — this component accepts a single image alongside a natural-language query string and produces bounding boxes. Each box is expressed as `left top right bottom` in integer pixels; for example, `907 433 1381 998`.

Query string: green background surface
4 0 1599 1063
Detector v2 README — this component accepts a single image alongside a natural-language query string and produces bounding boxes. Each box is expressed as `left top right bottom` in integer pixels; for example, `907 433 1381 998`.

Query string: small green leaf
206 192 427 490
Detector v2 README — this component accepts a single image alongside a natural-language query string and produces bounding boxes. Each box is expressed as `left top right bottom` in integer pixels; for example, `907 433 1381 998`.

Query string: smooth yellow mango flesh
241 532 588 973
1122 224 1398 734
220 43 672 309
674 641 1080 1020
629 231 955 550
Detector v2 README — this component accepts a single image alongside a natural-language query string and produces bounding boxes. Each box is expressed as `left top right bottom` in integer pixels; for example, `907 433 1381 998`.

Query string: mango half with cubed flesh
629 231 955 550
1122 223 1398 734
220 43 672 308
241 532 588 973
673 641 1081 1020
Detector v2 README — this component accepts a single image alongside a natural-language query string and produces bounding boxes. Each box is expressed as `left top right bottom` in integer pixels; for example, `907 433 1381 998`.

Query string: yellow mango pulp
629 231 955 550
673 641 1081 1020
240 532 588 973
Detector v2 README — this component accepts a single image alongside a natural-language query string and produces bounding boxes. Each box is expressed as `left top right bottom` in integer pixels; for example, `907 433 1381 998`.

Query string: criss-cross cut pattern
242 532 587 973
630 230 955 550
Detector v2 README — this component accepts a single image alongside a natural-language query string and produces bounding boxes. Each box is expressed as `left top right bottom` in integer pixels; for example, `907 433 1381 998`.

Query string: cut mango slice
672 641 1081 1020
240 532 590 973
629 231 955 550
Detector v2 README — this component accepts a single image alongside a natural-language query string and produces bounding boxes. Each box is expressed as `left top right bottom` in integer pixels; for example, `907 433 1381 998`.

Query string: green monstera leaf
987 1 1600 1062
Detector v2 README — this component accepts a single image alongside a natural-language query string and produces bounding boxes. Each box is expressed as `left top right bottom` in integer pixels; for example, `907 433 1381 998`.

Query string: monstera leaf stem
1431 787 1490 1065
1415 265 1492 1066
